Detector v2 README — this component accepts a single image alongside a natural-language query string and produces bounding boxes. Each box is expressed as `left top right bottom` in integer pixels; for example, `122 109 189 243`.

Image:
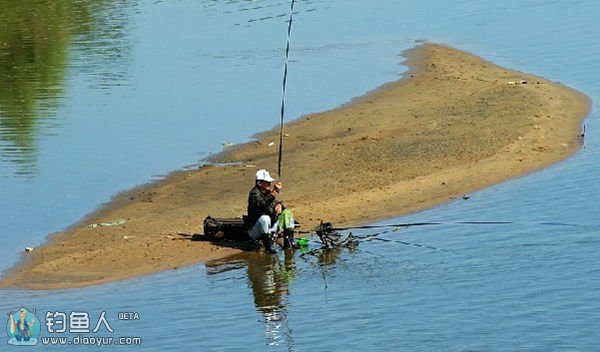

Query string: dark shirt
247 185 278 227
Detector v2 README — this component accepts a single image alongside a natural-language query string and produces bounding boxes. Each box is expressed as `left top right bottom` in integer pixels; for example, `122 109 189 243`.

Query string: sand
0 43 590 290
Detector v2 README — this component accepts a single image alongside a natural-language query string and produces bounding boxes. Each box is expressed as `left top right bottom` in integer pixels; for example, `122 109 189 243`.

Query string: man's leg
248 215 270 240
249 215 276 253
279 210 299 249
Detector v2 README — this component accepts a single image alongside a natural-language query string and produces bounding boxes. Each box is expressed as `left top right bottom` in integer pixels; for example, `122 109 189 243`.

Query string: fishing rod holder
315 221 342 248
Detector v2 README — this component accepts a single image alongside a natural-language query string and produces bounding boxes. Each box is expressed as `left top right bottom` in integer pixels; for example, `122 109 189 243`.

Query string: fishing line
348 228 451 252
361 236 450 252
277 0 296 178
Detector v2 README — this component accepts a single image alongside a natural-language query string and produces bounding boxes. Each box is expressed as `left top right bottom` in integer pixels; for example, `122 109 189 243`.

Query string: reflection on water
206 251 296 348
248 252 295 347
70 0 134 90
207 251 296 348
0 0 133 176
206 247 344 349
198 0 324 25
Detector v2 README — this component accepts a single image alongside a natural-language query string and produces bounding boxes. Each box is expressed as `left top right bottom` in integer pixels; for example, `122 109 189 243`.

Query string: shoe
261 234 276 254
282 229 299 250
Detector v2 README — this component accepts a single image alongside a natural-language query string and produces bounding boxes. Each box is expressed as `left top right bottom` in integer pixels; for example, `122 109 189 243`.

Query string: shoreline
0 43 591 290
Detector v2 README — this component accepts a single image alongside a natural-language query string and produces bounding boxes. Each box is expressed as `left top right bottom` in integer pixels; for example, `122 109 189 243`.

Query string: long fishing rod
295 220 580 237
277 0 296 178
298 219 594 254
328 220 586 232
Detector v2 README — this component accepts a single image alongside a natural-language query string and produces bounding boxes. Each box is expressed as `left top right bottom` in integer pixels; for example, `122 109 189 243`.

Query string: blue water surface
1 0 599 351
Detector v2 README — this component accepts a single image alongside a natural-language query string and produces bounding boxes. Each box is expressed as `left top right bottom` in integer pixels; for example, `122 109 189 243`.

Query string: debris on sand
88 219 127 228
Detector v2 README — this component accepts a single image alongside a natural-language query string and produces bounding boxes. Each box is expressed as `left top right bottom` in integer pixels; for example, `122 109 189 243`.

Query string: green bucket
297 237 310 247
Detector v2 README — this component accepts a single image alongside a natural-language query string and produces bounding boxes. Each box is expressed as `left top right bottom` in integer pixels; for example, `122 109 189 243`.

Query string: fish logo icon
6 308 41 346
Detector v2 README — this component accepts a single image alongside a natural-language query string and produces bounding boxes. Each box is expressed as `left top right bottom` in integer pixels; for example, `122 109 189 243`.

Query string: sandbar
0 43 590 290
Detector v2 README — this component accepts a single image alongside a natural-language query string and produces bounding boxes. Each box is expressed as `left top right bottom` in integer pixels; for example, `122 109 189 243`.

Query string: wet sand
0 43 590 290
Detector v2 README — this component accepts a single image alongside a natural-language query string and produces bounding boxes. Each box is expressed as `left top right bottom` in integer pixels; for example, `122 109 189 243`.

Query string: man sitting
247 169 298 252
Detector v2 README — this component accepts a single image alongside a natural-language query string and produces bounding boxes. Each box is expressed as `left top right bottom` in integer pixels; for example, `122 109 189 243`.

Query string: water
1 0 599 350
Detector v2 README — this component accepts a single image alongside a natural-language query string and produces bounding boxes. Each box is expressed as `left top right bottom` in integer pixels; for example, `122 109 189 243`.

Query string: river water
1 0 599 350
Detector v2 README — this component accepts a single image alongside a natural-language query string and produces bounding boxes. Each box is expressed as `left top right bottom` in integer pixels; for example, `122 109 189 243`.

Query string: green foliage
0 0 130 174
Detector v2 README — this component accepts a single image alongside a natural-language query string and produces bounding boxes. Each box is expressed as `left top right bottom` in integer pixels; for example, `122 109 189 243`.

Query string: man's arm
250 190 275 210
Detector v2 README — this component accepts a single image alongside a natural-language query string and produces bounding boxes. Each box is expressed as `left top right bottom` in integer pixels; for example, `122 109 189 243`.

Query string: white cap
255 169 275 182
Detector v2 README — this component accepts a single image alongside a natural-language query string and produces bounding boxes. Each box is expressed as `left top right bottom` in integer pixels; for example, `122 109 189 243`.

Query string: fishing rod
295 219 595 250
295 218 599 259
328 220 587 232
277 0 296 178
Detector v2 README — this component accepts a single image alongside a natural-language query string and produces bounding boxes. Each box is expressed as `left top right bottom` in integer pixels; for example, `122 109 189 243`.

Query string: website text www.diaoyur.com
40 335 142 347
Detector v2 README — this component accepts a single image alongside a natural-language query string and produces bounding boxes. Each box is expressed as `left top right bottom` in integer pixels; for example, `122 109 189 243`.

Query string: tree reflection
0 0 133 175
